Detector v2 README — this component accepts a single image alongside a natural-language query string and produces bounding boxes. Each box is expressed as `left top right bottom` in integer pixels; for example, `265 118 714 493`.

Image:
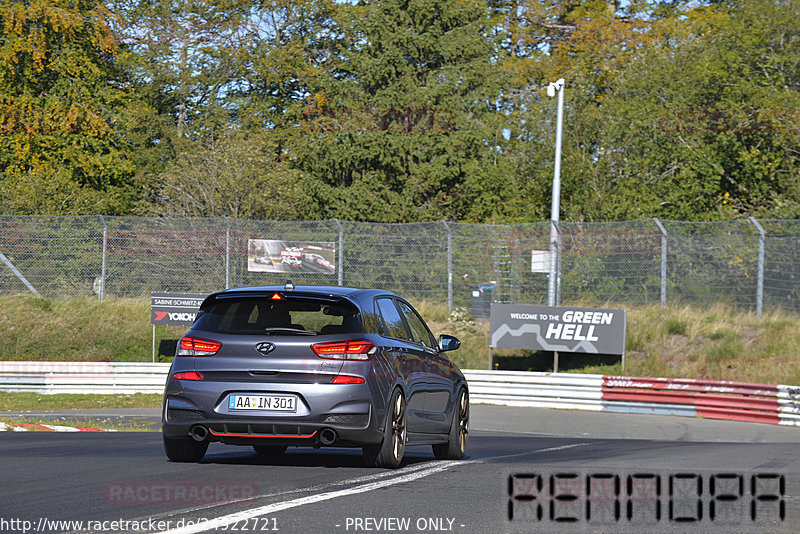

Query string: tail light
177 336 222 357
172 371 204 381
331 375 365 384
311 340 376 360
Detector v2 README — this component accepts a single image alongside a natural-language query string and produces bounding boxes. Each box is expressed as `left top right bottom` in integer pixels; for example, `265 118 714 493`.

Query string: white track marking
128 458 454 524
159 443 591 534
476 442 590 462
159 462 459 534
473 426 563 436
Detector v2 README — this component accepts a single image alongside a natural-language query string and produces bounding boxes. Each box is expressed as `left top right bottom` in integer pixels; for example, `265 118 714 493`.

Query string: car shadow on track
199 447 435 469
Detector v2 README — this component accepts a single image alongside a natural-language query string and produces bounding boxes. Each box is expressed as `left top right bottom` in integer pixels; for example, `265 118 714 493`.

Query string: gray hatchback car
162 284 468 468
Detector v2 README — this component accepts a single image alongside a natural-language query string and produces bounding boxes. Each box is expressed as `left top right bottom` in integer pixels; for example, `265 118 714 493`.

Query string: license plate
228 394 297 412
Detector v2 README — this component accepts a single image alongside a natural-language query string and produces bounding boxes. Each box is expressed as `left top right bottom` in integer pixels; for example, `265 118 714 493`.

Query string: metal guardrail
2 362 798 427
465 370 800 427
0 362 170 395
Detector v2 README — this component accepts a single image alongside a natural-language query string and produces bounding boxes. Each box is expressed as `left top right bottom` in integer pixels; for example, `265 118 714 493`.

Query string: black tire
253 445 287 456
432 388 469 460
163 436 208 462
363 389 406 468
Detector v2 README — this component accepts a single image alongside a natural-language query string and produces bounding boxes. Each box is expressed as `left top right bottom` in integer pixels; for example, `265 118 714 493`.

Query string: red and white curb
465 370 800 427
0 421 117 432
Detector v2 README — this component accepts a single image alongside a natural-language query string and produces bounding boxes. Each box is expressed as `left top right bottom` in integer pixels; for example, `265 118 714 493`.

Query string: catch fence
0 216 798 315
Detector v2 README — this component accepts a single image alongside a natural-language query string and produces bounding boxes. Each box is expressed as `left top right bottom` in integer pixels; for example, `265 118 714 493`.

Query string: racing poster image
247 239 336 274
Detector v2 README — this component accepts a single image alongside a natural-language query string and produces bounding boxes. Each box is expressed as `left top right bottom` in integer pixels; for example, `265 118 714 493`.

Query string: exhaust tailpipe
190 425 208 442
319 428 337 446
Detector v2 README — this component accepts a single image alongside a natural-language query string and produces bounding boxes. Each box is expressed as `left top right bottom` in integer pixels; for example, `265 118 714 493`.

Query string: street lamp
546 78 565 307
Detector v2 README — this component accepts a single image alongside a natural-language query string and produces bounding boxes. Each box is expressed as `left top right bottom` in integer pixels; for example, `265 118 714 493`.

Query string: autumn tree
582 0 800 219
0 0 142 214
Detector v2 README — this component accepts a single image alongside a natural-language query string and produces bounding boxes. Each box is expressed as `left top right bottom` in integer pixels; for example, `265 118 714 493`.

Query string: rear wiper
263 327 318 336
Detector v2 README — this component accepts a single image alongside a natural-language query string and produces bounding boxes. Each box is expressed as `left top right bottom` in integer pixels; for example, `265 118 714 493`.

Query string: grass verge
0 393 162 411
1 295 798 386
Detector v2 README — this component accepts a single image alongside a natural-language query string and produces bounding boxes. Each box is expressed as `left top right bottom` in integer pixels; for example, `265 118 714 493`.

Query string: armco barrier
463 370 800 427
0 361 171 394
1 362 799 427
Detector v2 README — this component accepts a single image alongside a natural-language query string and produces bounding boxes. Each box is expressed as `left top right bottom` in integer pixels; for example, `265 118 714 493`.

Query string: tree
292 0 516 222
0 0 141 214
144 130 308 219
590 0 800 220
112 0 252 136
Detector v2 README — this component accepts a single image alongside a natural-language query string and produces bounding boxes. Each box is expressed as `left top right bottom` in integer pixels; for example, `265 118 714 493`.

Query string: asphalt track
1 406 798 534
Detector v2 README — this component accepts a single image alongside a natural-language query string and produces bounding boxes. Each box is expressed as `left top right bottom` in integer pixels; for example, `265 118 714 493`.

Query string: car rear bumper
162 378 384 446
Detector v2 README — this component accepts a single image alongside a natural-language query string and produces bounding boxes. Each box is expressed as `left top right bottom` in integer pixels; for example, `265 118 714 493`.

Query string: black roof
203 285 399 306
223 285 361 296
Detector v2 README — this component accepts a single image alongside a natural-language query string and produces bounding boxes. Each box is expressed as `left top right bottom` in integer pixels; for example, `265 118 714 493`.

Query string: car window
397 301 435 349
194 297 360 335
376 298 409 340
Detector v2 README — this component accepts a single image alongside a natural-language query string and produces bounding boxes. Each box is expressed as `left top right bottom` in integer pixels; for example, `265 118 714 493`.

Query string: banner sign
489 303 626 355
530 250 550 273
151 292 206 326
247 239 336 274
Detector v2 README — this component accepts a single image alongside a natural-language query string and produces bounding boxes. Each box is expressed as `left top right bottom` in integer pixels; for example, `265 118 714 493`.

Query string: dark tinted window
194 297 360 335
376 298 408 340
397 301 435 348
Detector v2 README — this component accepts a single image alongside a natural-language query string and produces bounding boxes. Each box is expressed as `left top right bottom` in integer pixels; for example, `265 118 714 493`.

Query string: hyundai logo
255 342 276 355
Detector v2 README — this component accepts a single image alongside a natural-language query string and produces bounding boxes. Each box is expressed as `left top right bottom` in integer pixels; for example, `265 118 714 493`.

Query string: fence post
98 215 107 302
0 251 41 297
443 221 453 314
749 217 765 317
653 218 667 308
548 219 559 306
334 219 344 286
553 221 562 306
224 217 231 288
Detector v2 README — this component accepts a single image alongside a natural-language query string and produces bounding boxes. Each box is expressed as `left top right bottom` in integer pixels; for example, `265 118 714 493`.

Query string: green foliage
665 318 688 336
140 130 309 219
293 0 515 222
0 0 141 214
1 0 799 223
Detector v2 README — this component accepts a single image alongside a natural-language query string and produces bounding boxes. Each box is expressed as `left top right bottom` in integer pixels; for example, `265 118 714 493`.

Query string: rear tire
253 445 287 456
163 436 208 462
363 389 406 468
432 388 469 460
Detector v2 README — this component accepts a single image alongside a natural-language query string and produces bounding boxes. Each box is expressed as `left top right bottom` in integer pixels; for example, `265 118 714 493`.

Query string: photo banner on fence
489 303 626 355
247 239 336 274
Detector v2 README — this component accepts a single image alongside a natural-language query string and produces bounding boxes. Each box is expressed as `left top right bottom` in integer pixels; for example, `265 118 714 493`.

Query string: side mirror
438 334 461 352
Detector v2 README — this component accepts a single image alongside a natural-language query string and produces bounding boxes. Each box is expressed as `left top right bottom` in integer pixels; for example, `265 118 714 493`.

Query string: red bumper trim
208 429 318 439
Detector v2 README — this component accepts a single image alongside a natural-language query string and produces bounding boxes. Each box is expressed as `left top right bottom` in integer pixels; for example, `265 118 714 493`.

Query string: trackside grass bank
0 393 162 411
1 295 799 387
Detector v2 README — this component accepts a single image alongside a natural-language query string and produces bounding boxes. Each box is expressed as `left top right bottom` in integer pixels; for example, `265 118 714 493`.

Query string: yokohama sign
151 292 207 326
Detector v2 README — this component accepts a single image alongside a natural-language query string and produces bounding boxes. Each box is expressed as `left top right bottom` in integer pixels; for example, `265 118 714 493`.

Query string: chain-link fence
0 215 797 314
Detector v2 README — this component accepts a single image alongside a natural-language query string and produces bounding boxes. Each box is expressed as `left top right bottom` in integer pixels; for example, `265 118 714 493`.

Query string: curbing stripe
0 420 116 432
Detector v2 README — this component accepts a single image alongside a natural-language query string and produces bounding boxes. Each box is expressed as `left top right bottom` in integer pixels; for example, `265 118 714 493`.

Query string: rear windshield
193 297 361 335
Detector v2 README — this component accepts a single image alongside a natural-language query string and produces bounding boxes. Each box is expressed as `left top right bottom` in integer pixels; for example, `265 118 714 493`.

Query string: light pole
547 78 565 307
